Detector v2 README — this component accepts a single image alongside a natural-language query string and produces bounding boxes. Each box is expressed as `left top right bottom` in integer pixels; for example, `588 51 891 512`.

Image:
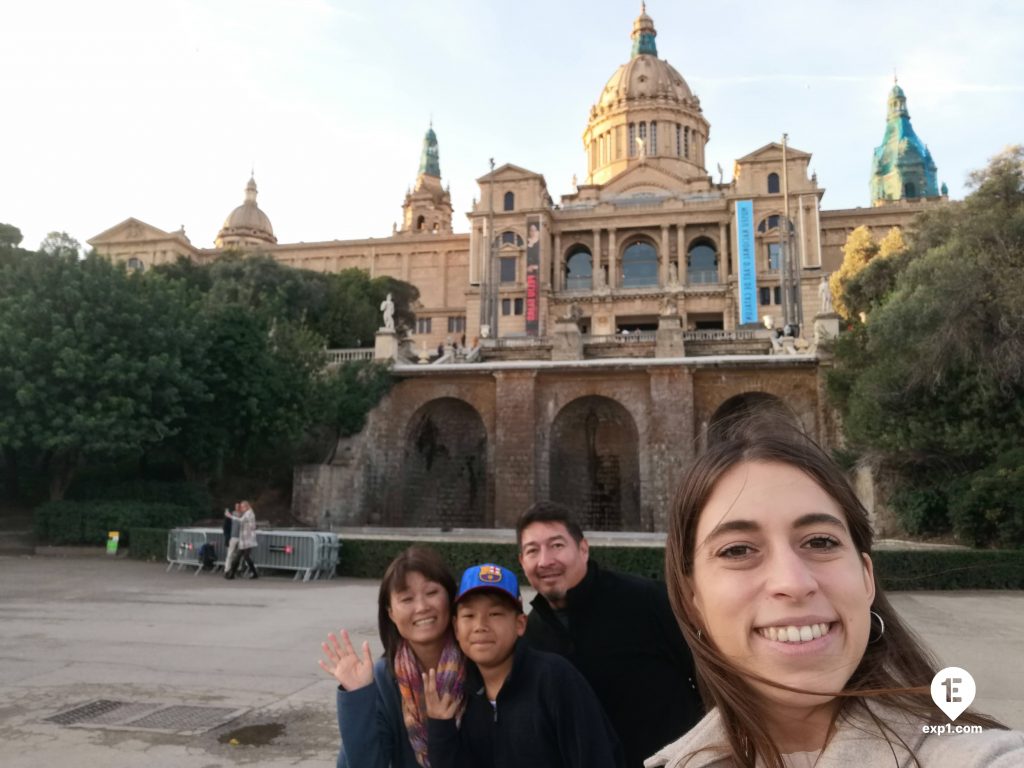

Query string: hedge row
123 531 1024 589
35 501 197 547
334 539 1024 590
128 527 170 561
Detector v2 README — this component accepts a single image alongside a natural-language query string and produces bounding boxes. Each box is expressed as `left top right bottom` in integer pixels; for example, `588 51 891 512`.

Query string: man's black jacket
427 641 624 768
522 560 704 768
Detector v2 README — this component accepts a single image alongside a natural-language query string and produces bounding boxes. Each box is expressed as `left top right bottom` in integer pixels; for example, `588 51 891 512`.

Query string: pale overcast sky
2 0 1022 252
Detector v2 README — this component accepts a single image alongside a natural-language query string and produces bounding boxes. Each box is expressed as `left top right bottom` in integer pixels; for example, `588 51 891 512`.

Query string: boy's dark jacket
427 640 624 768
522 560 704 768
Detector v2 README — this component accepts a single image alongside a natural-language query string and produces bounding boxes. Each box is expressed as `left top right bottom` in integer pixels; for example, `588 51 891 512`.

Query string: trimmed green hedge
34 501 197 547
128 527 170 561
336 539 1024 590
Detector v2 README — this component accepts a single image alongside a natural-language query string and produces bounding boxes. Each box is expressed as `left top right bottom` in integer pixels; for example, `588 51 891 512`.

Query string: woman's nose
766 548 819 598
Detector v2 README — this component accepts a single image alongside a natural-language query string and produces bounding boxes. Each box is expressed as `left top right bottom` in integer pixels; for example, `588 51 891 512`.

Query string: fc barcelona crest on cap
478 565 503 582
456 562 522 606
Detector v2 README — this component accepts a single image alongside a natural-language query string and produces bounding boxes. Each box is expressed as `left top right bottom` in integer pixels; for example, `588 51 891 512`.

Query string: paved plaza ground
0 552 1021 767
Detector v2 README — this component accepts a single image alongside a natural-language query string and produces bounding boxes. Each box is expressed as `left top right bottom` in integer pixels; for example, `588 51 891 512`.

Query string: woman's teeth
758 622 831 643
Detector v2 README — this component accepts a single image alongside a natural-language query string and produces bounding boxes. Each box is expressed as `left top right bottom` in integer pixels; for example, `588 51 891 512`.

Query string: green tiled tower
870 83 940 205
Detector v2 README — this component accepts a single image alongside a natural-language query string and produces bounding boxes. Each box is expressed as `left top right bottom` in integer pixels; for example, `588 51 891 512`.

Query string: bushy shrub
128 527 170 561
888 485 951 537
34 501 197 547
948 451 1024 548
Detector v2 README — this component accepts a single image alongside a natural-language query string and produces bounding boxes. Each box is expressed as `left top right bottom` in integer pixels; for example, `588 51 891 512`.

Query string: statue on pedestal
818 276 834 315
380 293 395 331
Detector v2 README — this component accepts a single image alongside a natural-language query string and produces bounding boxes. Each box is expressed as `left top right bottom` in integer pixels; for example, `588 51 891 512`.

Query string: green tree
315 360 394 463
38 231 81 259
829 146 1024 546
0 223 23 248
0 253 203 499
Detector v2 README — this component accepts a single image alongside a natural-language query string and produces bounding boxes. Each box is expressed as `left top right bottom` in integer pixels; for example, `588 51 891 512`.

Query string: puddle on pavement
218 722 286 746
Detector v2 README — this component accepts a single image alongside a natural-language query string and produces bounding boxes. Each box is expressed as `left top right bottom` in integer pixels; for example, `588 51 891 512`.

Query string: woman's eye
805 536 840 550
718 544 754 559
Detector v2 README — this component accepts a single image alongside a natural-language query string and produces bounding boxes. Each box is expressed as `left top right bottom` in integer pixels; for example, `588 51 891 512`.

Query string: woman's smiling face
690 460 875 708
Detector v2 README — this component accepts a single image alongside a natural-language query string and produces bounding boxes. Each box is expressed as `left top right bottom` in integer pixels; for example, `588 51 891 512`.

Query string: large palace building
88 7 947 530
90 6 943 353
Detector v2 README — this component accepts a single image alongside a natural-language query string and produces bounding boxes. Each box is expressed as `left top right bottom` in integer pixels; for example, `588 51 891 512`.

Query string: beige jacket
644 703 1024 768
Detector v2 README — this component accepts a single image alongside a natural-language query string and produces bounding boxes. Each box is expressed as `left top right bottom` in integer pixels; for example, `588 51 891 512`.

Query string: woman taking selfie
651 426 1024 767
319 546 466 768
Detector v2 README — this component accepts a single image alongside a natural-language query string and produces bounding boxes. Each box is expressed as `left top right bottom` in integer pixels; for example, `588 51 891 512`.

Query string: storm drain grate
127 705 240 731
45 699 246 735
45 699 128 725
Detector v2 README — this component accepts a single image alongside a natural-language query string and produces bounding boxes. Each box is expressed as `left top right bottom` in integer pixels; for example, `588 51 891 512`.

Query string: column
553 232 563 290
660 225 670 286
607 228 617 289
676 224 685 284
718 221 728 283
592 228 602 289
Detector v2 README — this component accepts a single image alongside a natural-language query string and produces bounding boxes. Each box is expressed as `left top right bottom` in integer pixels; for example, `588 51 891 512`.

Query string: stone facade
293 357 821 531
89 8 942 351
87 8 947 531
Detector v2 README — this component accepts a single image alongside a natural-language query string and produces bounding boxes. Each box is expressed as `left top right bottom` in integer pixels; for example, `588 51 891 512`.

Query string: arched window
676 124 682 158
650 121 657 155
416 215 426 231
684 126 690 159
904 182 916 198
565 247 593 291
767 172 780 194
620 241 658 287
687 239 718 284
126 257 144 272
501 231 524 247
628 123 636 157
758 215 794 234
503 191 515 211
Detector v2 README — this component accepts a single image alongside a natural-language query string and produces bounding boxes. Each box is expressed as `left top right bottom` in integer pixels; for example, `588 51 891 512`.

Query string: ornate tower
582 3 710 186
215 174 277 249
400 124 453 234
870 83 940 205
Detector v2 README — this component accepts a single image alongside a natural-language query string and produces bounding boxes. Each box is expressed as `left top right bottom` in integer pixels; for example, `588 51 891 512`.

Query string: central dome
597 55 695 111
582 5 711 187
216 175 277 248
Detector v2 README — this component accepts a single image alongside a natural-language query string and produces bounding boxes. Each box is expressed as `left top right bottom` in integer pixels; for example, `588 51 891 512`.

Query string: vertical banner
735 200 757 325
525 216 541 336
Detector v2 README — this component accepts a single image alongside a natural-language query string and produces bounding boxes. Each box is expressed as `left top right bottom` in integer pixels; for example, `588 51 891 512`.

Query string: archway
550 396 640 530
400 398 488 527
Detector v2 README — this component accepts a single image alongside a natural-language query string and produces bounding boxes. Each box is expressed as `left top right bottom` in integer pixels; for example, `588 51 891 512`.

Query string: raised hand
319 629 374 691
422 668 458 720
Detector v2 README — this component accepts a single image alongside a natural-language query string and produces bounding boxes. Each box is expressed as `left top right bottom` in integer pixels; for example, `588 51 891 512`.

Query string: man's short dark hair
516 501 585 548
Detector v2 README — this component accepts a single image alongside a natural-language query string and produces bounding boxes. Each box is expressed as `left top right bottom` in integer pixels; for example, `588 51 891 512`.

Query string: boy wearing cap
423 563 623 768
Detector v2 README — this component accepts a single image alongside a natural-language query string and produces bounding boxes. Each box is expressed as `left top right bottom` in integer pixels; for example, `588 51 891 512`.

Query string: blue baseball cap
456 563 521 607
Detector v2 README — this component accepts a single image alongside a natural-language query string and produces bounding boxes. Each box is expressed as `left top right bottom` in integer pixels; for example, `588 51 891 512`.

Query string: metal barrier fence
166 528 340 581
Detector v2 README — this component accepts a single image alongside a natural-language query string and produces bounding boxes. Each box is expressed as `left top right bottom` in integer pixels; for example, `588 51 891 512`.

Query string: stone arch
400 398 488 527
549 395 641 530
565 243 593 291
686 236 719 284
619 236 659 288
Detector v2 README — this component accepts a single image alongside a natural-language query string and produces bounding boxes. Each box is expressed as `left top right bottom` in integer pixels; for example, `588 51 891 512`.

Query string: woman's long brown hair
665 427 1004 768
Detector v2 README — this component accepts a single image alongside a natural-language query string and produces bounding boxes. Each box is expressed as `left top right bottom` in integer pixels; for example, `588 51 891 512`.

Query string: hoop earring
869 610 885 643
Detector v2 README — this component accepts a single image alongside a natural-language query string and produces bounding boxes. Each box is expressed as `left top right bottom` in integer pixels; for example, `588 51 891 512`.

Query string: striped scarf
393 633 466 768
